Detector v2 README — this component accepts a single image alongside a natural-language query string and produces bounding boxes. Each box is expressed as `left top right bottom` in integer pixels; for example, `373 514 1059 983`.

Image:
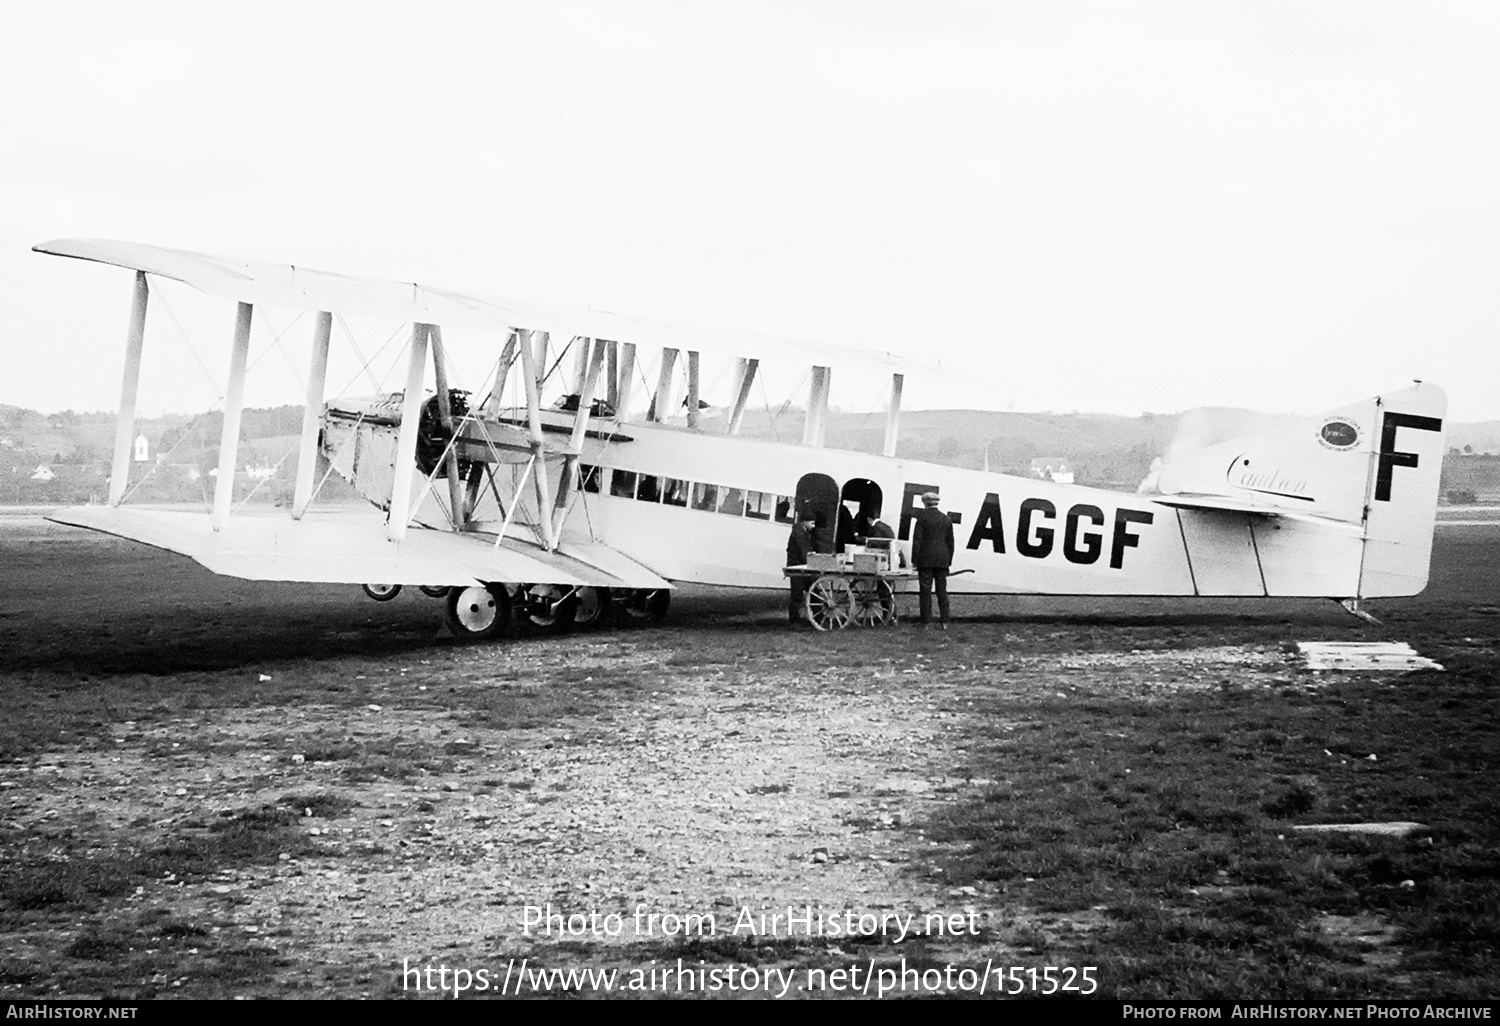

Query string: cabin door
839 477 883 548
793 473 840 554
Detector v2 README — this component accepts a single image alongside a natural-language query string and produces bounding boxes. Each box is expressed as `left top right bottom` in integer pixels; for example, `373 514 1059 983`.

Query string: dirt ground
0 512 1496 1000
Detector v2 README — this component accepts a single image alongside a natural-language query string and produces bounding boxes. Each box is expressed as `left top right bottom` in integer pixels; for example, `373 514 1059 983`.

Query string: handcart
783 540 916 631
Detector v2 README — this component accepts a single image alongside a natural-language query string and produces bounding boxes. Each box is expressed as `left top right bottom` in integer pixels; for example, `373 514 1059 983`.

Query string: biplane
33 239 1447 635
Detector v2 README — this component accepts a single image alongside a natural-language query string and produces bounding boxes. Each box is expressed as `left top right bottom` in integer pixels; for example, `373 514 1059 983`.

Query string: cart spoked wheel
804 575 853 631
849 578 897 626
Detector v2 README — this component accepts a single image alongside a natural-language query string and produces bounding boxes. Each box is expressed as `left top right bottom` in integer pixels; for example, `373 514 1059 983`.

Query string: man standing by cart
786 509 816 625
910 491 954 629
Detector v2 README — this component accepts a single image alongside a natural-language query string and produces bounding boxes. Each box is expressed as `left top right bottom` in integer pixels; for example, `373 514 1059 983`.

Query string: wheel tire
849 578 896 627
517 583 578 634
805 575 853 631
614 587 670 625
571 586 611 629
362 583 402 602
418 585 449 598
443 583 512 640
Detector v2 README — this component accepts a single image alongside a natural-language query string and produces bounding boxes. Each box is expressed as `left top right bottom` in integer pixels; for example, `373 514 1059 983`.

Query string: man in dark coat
835 503 856 553
909 490 955 628
786 511 816 624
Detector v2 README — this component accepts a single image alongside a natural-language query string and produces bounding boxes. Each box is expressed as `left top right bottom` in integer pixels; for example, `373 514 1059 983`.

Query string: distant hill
4 402 1496 504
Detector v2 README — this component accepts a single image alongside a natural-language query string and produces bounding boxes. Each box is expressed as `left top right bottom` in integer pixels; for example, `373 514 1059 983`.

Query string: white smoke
1147 407 1301 495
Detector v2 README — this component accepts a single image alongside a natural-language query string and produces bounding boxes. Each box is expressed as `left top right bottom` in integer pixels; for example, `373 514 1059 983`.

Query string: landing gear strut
517 583 578 634
616 588 670 625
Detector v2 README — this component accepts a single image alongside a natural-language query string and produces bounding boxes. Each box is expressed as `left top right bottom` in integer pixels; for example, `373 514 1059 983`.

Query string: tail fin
1155 382 1446 598
1357 383 1447 597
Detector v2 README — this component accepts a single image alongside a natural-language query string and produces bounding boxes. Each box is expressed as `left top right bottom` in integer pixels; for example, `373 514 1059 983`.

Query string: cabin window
774 495 795 524
745 490 773 520
662 477 689 507
692 482 718 511
611 469 637 498
637 474 661 502
718 486 746 517
580 464 602 493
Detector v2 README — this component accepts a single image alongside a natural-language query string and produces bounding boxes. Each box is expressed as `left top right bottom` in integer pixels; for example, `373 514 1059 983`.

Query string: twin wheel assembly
362 582 670 640
803 574 898 631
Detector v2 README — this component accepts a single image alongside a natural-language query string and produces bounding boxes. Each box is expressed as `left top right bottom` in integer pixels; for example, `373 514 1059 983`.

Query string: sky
2 0 1497 422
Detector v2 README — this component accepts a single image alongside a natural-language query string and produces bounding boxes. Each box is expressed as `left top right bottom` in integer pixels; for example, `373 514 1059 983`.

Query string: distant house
30 464 55 482
1029 457 1074 485
134 432 149 462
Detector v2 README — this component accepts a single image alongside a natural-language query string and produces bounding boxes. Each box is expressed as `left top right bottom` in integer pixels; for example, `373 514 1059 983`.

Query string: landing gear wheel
517 583 577 634
571 586 611 629
849 578 897 627
805 575 853 631
419 585 449 598
362 583 402 602
615 588 670 625
444 584 512 640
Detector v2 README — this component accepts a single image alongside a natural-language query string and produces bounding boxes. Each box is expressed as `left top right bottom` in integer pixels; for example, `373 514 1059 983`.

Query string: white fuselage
564 421 1360 598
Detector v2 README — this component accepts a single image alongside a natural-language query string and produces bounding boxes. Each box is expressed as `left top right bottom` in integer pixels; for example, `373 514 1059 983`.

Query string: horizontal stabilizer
46 506 670 589
1150 493 1362 530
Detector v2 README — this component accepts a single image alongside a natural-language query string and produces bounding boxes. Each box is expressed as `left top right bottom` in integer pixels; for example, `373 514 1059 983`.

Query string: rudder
1357 383 1447 597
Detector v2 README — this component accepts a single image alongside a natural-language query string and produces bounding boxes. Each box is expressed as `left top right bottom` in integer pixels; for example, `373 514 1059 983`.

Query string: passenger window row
583 464 795 524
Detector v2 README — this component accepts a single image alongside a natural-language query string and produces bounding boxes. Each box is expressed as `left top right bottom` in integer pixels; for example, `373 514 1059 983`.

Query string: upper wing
46 505 671 588
33 238 932 375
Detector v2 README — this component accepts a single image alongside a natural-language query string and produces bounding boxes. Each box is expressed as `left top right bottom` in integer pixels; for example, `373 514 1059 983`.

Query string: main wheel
443 583 512 640
614 587 670 625
517 583 577 633
418 585 449 598
849 578 897 626
805 575 853 631
571 586 611 629
362 583 402 602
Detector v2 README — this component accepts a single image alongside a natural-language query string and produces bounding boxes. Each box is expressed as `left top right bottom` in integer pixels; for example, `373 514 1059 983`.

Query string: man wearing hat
910 490 955 628
785 509 818 624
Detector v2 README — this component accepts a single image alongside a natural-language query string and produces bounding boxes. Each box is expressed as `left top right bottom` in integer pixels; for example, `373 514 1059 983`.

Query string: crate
851 553 884 574
806 552 843 570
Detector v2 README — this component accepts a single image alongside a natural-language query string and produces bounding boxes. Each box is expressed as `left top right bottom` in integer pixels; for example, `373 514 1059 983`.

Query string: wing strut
686 350 701 429
516 328 557 550
531 331 549 392
551 338 608 539
386 323 431 542
650 347 678 422
616 342 637 422
605 341 620 412
804 365 831 447
291 310 332 519
109 270 149 506
429 325 467 524
727 358 759 435
212 302 253 531
883 372 904 457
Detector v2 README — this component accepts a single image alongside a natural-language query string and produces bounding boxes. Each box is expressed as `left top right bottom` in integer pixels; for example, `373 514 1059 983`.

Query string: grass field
0 516 1495 1000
